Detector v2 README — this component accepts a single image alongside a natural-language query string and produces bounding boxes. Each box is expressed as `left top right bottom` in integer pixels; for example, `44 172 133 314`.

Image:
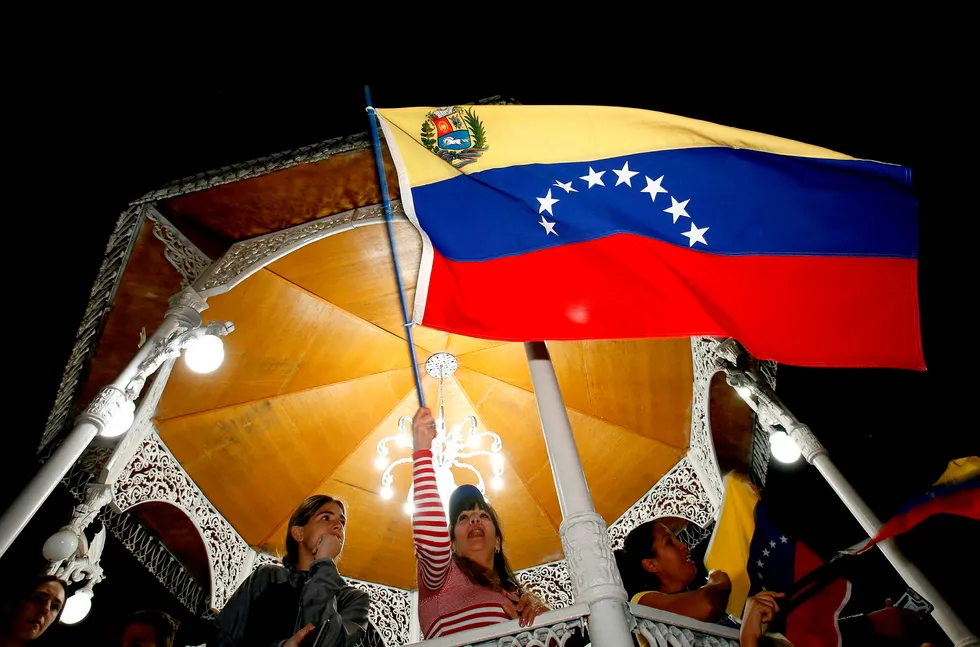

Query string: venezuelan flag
377 105 922 369
704 474 851 647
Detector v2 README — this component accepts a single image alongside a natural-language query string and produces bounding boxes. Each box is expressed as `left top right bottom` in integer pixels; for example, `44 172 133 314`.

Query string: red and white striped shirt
413 449 513 638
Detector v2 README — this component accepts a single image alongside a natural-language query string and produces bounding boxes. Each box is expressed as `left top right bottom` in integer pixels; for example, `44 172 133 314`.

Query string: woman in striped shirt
411 407 549 639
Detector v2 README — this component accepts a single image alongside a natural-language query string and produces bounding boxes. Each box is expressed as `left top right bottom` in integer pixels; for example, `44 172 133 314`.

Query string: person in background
411 407 548 638
0 575 66 646
619 519 733 622
213 494 370 647
119 609 178 647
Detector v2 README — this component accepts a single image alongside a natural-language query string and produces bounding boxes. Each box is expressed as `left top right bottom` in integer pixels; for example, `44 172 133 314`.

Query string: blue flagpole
364 86 426 408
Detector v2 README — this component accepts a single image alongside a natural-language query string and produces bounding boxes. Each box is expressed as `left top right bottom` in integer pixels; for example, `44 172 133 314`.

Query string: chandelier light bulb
60 590 93 625
42 528 79 562
374 456 388 470
735 386 753 402
184 334 225 374
491 476 503 490
770 431 802 463
467 435 480 448
403 501 414 516
380 485 393 500
490 453 504 471
397 434 412 448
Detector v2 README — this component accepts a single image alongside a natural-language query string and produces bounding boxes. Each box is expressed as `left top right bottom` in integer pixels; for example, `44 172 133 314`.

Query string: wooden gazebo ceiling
78 146 753 592
153 220 700 590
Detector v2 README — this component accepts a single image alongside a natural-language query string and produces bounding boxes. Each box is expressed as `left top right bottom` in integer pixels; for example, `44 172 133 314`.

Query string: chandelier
375 353 505 515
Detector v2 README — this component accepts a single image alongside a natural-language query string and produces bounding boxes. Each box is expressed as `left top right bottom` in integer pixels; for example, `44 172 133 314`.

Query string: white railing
630 603 740 647
399 601 741 647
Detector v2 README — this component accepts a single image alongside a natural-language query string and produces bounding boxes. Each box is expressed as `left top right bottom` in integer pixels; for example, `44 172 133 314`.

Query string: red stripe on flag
422 234 924 370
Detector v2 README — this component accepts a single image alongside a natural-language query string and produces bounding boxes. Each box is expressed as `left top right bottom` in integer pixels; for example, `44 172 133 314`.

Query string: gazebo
26 97 786 647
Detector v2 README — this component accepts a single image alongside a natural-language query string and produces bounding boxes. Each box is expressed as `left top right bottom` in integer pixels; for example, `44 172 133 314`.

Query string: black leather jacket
213 558 370 647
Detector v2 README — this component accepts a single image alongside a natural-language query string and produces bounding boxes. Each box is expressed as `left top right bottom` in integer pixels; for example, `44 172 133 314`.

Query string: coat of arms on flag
420 106 488 168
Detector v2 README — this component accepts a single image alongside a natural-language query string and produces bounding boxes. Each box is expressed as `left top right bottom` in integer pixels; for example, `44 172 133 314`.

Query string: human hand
740 591 785 642
284 623 316 647
503 591 549 627
413 407 437 451
313 532 343 561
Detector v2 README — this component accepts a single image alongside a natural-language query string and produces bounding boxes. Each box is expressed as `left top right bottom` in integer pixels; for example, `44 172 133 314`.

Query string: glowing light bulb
99 398 135 438
404 501 415 516
490 453 504 471
380 485 393 500
374 455 388 470
397 434 412 448
491 476 503 490
467 435 480 448
770 431 802 463
183 334 225 374
60 590 93 625
735 386 753 402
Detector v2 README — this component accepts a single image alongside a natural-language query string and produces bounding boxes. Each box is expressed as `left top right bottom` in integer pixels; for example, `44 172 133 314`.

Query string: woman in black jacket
214 495 370 647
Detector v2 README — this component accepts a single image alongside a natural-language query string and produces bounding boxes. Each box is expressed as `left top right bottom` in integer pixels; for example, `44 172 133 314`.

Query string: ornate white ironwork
196 201 407 296
41 204 145 451
111 430 252 611
607 457 715 551
748 360 777 487
559 511 626 606
345 579 414 647
379 355 505 515
635 618 739 647
688 337 727 511
516 560 575 610
145 204 212 285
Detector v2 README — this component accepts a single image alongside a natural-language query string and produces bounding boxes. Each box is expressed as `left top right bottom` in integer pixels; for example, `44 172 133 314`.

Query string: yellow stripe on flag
377 105 855 189
703 473 762 617
934 456 980 487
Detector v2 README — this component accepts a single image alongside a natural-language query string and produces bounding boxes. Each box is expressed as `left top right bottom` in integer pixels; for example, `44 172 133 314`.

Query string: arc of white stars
757 560 765 568
612 161 638 187
780 536 789 544
553 180 577 193
641 175 668 202
681 223 709 247
580 167 605 188
664 196 691 223
762 548 770 557
769 541 777 548
539 215 557 236
537 189 559 215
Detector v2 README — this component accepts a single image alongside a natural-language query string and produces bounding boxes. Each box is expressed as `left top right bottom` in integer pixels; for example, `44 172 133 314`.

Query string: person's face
642 523 696 587
452 504 499 562
120 621 158 647
9 581 64 641
299 501 346 557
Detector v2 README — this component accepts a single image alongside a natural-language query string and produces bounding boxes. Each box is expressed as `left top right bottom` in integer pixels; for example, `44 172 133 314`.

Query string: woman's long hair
448 491 519 593
617 521 662 598
283 494 346 567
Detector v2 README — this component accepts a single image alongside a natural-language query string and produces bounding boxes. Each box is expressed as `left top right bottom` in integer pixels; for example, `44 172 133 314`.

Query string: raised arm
635 571 732 623
412 407 452 593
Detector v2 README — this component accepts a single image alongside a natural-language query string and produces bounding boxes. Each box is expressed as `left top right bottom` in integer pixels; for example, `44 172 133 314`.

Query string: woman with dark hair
213 495 370 647
619 519 732 621
411 407 548 638
0 575 67 645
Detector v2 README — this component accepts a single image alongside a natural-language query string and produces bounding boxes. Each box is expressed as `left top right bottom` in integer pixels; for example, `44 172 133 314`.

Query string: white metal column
524 342 634 647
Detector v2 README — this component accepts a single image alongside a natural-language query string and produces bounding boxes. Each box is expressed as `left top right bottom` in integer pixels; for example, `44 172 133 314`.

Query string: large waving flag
377 105 923 369
704 474 851 647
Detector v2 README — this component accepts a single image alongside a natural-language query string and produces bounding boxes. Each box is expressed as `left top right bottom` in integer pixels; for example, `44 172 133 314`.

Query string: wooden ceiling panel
156 269 421 420
454 367 683 529
268 223 450 354
163 149 401 241
156 369 415 544
550 339 692 449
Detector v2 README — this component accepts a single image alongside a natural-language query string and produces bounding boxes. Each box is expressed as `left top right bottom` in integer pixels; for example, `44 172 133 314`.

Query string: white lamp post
0 287 234 558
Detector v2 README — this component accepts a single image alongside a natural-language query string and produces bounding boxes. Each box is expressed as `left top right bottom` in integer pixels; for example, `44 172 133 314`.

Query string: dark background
3 36 973 645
